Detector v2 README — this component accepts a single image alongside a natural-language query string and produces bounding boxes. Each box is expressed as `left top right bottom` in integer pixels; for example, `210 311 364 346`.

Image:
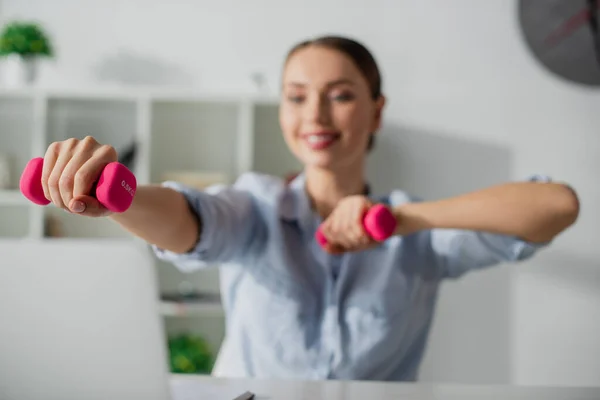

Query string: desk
170 375 600 400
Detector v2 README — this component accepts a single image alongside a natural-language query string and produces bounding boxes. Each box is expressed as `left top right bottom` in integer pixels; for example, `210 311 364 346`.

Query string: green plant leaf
0 20 54 58
167 333 214 374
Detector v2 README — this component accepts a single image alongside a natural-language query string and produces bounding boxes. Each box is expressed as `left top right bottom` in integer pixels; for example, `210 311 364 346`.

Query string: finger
322 238 344 254
320 222 346 251
343 224 364 249
319 222 334 245
47 151 74 210
60 151 93 211
352 201 371 245
72 154 109 202
73 143 117 214
351 230 369 247
349 233 371 252
69 194 110 217
41 142 60 202
327 244 345 255
337 201 367 250
331 216 354 250
61 138 104 209
71 170 110 216
48 139 80 209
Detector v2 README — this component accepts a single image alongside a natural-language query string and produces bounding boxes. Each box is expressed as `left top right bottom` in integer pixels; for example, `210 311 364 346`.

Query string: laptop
0 238 172 400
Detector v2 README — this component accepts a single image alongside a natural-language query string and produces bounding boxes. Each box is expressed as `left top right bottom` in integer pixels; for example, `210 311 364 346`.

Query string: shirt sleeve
431 174 553 279
151 173 268 273
429 229 547 279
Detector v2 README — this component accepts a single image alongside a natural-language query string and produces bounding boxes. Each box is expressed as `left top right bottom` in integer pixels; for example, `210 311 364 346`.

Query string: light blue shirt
153 172 547 381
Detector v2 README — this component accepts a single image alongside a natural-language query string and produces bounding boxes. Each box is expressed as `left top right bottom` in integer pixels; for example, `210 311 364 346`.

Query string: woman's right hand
41 136 118 217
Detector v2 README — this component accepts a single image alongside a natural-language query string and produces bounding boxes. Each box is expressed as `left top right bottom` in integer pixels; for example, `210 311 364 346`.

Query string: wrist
392 202 435 236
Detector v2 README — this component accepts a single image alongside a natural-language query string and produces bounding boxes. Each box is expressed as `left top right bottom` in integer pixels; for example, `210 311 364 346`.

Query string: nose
303 94 331 125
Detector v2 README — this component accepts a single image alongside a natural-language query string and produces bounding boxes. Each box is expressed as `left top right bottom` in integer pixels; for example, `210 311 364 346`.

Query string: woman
39 35 579 381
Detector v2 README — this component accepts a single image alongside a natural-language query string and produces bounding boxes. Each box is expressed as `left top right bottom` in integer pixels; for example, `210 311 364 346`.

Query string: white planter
0 54 38 88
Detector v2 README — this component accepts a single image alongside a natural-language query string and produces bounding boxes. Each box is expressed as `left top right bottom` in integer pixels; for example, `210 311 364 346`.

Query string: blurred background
0 0 598 387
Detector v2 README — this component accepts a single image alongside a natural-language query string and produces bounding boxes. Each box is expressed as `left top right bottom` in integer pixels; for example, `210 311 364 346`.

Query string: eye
331 92 354 102
286 95 304 103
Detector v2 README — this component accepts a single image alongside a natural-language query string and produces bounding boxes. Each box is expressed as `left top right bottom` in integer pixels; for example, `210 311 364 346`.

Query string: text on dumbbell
122 180 135 196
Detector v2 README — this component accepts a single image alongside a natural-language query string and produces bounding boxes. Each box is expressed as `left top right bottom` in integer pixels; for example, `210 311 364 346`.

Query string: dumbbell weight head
315 204 397 247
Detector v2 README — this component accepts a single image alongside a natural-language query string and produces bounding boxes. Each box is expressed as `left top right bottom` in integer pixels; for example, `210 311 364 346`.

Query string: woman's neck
304 164 367 219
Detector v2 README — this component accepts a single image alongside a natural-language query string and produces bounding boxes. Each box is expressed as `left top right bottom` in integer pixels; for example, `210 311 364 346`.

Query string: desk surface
170 375 600 400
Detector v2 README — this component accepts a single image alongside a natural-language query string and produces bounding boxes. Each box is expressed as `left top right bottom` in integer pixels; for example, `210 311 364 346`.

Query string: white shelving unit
159 300 224 318
0 86 302 362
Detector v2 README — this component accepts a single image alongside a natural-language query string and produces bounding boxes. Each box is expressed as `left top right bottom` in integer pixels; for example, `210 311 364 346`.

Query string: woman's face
279 46 384 172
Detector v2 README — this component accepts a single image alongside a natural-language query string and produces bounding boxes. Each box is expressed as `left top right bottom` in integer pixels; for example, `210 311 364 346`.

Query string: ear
371 95 386 133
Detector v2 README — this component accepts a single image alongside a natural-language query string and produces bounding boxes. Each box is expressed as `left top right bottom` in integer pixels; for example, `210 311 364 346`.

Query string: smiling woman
32 34 580 382
281 36 384 158
277 37 386 220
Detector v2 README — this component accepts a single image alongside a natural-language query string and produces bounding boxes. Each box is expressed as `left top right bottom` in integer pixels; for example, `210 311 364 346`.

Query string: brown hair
284 35 383 151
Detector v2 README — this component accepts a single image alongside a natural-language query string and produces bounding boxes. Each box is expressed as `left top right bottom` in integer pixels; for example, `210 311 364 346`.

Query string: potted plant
168 334 214 374
0 20 54 87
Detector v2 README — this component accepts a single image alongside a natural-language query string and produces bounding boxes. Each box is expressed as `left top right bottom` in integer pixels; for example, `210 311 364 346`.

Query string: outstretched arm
393 180 579 243
110 185 199 254
112 176 268 272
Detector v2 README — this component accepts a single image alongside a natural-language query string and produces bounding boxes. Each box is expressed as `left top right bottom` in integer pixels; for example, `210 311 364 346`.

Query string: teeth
307 135 335 144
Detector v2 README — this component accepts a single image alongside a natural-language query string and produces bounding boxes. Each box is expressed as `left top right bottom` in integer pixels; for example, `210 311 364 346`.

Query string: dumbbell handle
315 204 397 247
19 157 137 213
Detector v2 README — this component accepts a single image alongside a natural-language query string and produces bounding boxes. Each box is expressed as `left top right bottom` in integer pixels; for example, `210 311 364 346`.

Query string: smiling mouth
302 131 341 150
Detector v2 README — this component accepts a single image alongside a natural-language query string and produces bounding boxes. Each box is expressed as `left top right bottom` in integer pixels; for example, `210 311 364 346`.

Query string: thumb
363 196 375 210
325 243 345 255
68 195 111 217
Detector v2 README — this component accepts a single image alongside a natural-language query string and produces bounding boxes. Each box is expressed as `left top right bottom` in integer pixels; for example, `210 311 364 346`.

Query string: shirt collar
278 171 373 223
279 172 312 223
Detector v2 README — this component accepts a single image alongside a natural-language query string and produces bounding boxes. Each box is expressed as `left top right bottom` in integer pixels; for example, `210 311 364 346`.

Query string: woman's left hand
318 195 378 254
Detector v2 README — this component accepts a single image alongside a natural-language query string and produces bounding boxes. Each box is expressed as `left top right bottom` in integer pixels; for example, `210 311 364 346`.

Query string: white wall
3 0 599 386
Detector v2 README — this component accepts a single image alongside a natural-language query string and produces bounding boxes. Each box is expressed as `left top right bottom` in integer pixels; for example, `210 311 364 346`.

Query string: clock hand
587 0 600 65
544 3 600 48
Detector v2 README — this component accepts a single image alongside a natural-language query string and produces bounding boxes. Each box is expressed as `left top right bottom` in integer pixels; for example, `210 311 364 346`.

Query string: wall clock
518 0 600 86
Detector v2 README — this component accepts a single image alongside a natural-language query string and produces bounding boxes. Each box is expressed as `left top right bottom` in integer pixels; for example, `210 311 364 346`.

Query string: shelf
0 86 288 356
46 98 137 148
43 208 133 238
0 86 279 105
150 101 241 184
0 97 35 191
159 300 223 318
155 259 221 292
252 103 302 176
0 190 28 206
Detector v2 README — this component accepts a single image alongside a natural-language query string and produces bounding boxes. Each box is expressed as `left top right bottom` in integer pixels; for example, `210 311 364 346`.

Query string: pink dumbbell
315 203 397 247
19 157 137 213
